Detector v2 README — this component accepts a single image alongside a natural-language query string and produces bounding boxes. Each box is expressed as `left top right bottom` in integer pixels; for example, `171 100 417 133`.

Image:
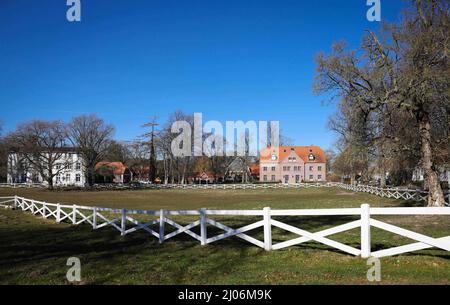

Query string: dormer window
308 153 315 161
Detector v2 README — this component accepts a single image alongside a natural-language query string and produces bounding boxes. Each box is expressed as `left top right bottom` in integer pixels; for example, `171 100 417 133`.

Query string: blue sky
0 0 408 149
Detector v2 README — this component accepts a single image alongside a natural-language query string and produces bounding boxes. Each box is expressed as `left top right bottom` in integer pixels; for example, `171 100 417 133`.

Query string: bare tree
9 120 71 189
314 0 449 206
156 111 196 184
125 140 149 181
141 117 159 183
103 140 131 164
68 114 115 187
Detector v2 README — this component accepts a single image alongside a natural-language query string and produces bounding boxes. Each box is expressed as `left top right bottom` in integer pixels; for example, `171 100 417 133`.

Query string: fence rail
336 183 450 206
0 183 46 189
1 195 449 258
1 182 448 205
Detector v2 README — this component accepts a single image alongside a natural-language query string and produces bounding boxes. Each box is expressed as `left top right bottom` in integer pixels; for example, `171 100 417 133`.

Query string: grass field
0 187 449 284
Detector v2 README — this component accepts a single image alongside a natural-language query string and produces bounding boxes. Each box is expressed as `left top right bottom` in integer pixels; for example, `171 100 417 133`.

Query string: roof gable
260 146 326 163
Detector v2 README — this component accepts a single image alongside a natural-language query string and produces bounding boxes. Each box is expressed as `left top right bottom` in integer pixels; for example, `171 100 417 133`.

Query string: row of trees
103 111 284 184
0 111 290 188
315 0 449 206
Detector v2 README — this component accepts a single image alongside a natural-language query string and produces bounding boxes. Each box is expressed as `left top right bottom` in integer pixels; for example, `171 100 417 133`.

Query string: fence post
31 200 35 214
415 190 420 202
13 195 18 209
93 207 97 229
159 209 165 244
263 207 272 251
56 204 61 222
200 208 207 246
42 202 46 218
121 208 127 236
72 205 76 224
361 203 371 258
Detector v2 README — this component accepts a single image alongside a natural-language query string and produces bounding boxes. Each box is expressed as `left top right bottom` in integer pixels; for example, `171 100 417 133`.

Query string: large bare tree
9 120 71 189
68 114 115 187
314 0 449 206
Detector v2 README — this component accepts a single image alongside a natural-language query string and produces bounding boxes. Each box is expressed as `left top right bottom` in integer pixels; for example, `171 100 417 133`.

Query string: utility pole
142 117 159 183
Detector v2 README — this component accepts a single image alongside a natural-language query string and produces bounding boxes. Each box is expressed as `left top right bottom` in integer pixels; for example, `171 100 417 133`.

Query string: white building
412 167 450 185
7 150 86 187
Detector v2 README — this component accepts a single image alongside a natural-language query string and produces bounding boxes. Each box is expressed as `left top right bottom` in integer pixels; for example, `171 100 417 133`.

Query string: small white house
7 150 86 187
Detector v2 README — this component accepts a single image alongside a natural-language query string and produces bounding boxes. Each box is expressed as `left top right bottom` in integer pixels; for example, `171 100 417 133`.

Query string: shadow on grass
0 214 360 264
1 209 448 284
0 212 269 284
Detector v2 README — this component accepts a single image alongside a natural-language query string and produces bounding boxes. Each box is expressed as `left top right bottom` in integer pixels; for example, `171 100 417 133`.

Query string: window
309 175 313 180
76 174 81 182
76 163 81 170
309 166 313 171
263 175 267 182
271 166 276 171
318 166 322 171
294 166 297 171
56 175 61 183
295 175 300 183
286 166 291 171
318 175 322 180
67 163 73 170
263 166 268 172
65 174 71 182
56 164 61 170
271 175 276 182
283 166 286 171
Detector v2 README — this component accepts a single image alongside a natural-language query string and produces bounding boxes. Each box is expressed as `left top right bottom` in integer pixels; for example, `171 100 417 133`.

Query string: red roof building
259 146 326 183
95 162 133 184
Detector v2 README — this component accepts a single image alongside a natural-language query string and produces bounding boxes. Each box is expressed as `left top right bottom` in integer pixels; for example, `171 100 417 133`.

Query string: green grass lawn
0 187 449 284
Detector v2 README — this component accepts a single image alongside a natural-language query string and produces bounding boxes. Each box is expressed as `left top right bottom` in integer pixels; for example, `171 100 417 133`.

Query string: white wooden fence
0 183 46 189
3 181 447 205
1 181 448 207
1 196 449 258
336 183 450 206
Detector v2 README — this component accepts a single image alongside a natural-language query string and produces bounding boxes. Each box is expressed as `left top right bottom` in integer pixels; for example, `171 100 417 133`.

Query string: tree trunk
380 172 386 188
87 166 95 188
379 161 386 188
47 177 54 190
419 116 445 207
350 174 355 185
447 170 450 189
